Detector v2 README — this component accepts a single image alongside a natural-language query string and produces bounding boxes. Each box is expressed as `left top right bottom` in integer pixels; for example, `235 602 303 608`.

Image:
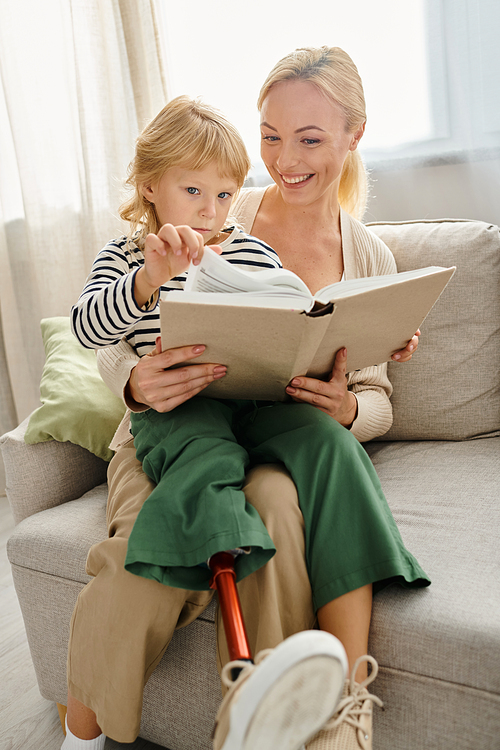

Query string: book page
185 247 312 297
315 266 450 304
165 290 315 310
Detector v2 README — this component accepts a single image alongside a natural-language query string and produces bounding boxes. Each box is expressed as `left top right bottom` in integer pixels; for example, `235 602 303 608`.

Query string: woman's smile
278 172 315 186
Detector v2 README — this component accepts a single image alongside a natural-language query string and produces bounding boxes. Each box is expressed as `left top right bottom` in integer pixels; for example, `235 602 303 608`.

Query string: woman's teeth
281 174 312 184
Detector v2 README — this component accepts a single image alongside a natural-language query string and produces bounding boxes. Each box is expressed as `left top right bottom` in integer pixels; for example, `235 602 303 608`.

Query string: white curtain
0 0 168 444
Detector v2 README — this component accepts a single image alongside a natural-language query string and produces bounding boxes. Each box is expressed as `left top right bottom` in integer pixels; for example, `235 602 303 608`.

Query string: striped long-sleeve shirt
71 226 282 357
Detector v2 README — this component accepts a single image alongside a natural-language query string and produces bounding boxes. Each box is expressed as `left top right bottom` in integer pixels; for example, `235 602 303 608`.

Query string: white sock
62 716 106 750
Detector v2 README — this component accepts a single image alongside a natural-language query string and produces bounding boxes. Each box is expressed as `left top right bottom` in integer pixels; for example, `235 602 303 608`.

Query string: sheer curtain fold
118 0 168 128
0 0 168 448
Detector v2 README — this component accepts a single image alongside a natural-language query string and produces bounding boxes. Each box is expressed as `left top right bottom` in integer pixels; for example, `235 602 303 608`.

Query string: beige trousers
67 439 315 742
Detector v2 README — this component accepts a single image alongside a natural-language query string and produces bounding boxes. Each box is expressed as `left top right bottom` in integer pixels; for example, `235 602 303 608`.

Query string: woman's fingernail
393 353 401 360
214 366 227 373
291 378 300 386
286 386 296 393
213 370 226 379
193 345 205 353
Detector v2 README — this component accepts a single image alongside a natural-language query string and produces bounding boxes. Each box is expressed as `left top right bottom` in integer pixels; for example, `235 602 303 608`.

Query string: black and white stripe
71 227 281 355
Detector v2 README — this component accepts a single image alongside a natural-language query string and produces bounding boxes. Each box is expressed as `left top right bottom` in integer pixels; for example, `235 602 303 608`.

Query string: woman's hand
391 330 421 362
285 329 421 425
127 338 226 413
285 348 357 427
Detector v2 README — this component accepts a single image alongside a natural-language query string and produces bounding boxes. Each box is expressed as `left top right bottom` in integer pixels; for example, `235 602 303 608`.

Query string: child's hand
134 224 221 307
144 224 203 287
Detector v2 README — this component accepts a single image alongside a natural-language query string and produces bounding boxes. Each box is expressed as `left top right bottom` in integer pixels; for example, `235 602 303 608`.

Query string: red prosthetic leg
209 552 253 677
209 552 350 750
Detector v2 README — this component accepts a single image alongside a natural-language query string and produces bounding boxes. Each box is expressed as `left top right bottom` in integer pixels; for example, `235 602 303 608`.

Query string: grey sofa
2 218 499 750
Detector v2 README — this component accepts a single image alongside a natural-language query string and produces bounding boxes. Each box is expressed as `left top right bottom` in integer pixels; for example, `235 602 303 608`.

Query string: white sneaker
212 630 348 750
306 655 383 750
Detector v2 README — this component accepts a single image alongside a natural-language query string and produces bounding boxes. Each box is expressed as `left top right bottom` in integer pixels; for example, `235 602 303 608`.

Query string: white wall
365 156 500 227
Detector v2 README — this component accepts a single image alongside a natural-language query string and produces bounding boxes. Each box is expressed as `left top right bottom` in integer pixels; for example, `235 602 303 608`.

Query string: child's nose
201 199 217 219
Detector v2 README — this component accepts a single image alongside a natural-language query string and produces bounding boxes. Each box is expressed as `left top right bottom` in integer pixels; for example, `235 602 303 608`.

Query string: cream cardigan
98 187 395 448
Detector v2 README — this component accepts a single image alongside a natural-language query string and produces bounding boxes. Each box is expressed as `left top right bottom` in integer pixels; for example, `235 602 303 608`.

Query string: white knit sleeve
96 339 148 412
348 364 393 442
345 219 397 441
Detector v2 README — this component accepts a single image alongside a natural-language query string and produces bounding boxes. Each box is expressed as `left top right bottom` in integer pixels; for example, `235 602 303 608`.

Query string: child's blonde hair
257 46 368 220
120 96 251 241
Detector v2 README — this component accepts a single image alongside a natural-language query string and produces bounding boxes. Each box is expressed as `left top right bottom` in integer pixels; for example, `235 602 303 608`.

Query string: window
156 0 500 177
155 0 433 179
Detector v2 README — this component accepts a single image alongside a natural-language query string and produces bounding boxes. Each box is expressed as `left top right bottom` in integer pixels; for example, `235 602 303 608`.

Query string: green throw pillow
25 317 126 461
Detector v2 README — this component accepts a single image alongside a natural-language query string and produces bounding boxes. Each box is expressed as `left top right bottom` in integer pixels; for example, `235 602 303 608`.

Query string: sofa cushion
367 219 500 441
24 317 126 461
365 436 500 695
8 437 499 699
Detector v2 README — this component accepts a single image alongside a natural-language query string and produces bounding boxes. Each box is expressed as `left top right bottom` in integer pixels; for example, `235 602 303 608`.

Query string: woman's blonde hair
258 46 368 219
120 96 251 241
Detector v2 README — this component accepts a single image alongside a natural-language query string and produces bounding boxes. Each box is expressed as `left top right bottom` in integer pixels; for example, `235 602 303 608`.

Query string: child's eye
186 187 200 195
218 192 231 200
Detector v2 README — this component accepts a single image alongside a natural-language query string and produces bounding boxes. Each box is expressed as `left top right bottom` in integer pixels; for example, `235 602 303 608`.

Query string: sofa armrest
0 417 108 524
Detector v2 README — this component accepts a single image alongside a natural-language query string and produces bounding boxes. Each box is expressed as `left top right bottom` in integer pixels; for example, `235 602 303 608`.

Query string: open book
160 248 455 400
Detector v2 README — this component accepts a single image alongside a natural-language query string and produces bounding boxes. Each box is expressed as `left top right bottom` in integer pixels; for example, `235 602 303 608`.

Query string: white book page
165 290 315 311
314 266 448 304
185 247 312 297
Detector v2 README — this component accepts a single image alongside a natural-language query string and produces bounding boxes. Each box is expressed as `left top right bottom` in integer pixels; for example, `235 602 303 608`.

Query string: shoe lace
323 655 384 734
220 648 274 689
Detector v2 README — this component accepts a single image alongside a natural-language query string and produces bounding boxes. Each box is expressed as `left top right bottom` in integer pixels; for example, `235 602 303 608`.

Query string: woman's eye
302 138 320 145
186 187 200 195
262 134 279 142
218 192 231 200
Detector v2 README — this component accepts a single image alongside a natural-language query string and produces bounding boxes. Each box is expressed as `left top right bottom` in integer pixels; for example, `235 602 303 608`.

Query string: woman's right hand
127 339 226 412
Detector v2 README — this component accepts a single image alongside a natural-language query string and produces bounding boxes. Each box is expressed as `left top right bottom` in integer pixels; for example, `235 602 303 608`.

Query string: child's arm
71 238 144 350
71 226 221 350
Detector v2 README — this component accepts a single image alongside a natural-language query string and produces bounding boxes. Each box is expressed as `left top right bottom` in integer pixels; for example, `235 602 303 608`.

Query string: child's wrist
134 267 159 308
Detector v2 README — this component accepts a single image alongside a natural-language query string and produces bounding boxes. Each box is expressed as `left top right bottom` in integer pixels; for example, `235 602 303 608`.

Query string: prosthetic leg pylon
209 551 252 666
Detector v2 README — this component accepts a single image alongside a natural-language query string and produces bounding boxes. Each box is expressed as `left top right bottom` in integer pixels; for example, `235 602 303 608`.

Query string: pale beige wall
365 156 500 227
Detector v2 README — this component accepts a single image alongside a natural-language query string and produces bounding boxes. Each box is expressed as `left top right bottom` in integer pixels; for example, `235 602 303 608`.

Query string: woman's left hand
285 347 357 427
391 329 421 362
285 329 421 425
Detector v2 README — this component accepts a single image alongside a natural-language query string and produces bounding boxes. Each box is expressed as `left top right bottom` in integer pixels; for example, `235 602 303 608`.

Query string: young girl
72 94 286 585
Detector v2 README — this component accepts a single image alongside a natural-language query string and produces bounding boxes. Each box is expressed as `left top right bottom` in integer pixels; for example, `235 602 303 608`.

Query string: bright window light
156 0 432 169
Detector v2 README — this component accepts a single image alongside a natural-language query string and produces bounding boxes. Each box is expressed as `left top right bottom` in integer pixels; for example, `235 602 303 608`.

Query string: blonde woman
66 47 428 750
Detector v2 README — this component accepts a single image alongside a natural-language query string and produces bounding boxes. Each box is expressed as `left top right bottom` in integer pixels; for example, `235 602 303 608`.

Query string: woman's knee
244 464 298 515
243 463 305 543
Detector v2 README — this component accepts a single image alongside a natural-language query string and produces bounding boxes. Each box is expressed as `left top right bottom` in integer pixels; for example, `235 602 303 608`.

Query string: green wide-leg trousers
126 399 429 608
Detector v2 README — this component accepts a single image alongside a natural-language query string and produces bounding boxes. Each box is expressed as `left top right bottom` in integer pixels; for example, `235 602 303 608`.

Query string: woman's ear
349 121 366 151
140 184 155 203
